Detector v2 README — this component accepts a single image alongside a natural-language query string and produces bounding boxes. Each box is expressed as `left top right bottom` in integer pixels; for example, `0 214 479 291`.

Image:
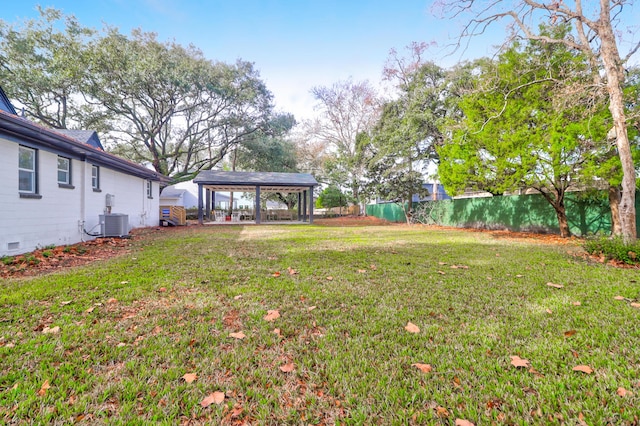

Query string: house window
91 165 100 191
57 156 71 185
146 180 153 199
18 146 37 193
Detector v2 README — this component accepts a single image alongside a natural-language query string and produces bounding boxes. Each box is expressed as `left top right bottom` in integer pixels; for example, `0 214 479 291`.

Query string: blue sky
4 1 639 121
2 1 504 120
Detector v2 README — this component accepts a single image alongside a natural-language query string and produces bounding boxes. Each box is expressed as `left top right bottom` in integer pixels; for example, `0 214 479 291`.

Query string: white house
0 86 168 256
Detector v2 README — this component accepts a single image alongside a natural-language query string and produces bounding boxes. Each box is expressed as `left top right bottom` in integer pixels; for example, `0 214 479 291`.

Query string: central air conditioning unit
99 213 129 237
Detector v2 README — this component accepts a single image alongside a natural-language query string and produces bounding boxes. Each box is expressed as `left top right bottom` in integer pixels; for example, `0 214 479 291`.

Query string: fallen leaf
438 261 447 265
405 322 420 333
369 264 377 270
326 276 333 281
60 300 72 306
158 287 167 292
200 391 225 407
279 363 295 373
231 404 243 417
287 266 298 275
573 365 593 374
435 406 449 418
357 269 367 273
233 295 243 300
437 270 446 275
572 301 581 306
630 302 640 309
37 380 50 396
117 342 126 347
42 326 60 334
545 309 553 314
412 363 433 373
273 328 282 336
617 387 632 397
613 295 625 301
107 298 118 304
546 282 563 289
510 355 530 368
307 306 317 311
229 332 246 340
528 367 544 377
120 281 129 285
263 310 280 322
85 306 95 313
272 271 281 277
456 420 475 426
516 274 524 278
182 373 197 383
564 330 577 338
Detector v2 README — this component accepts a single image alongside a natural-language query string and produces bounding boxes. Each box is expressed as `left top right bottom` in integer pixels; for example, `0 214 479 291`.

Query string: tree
0 7 94 129
437 0 640 241
316 185 349 211
85 29 274 179
438 33 612 237
306 79 381 210
367 58 448 215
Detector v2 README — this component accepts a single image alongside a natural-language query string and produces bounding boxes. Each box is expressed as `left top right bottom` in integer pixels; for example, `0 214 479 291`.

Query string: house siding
0 134 162 256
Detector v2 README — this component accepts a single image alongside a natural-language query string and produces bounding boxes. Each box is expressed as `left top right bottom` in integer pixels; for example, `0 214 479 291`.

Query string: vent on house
99 213 129 237
7 242 20 250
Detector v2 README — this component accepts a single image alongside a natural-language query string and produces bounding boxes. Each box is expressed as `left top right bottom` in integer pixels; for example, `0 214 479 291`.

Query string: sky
1 0 506 121
3 1 640 122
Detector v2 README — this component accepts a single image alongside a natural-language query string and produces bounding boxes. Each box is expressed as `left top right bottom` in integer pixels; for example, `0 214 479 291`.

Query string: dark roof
54 129 105 150
0 109 169 183
0 86 17 115
194 170 317 193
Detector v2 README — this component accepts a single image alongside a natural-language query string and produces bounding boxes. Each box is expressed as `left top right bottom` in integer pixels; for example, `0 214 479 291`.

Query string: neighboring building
376 182 452 204
0 86 168 256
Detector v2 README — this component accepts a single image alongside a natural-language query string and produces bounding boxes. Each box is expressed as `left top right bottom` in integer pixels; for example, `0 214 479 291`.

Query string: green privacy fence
366 192 636 237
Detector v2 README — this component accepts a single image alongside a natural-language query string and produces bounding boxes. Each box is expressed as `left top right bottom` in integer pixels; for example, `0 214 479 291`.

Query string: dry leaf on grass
200 391 225 407
287 267 298 275
233 295 243 300
60 300 72 306
107 298 118 304
435 406 449 418
370 264 377 270
273 328 282 337
412 363 433 373
326 276 333 281
510 355 530 368
272 271 281 277
545 309 553 314
613 295 625 301
42 326 60 334
182 373 197 383
357 269 367 274
572 301 581 306
617 387 632 397
546 282 564 289
456 420 475 426
564 330 577 338
263 310 280 322
573 365 594 374
437 270 446 275
37 380 51 396
630 302 640 309
307 306 317 311
279 363 295 373
229 332 246 340
405 322 420 333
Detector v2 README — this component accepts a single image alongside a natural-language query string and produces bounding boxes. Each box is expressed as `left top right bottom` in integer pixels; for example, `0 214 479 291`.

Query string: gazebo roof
194 170 317 193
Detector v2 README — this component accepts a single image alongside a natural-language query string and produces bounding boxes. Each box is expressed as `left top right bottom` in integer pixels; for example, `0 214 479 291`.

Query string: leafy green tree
316 185 349 210
0 7 94 128
438 0 640 242
438 32 612 237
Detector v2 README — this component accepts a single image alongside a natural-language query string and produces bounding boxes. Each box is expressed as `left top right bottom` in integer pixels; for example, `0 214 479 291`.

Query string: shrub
582 236 640 265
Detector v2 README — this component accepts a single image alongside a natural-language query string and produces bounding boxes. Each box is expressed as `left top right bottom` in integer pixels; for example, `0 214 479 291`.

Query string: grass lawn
1 224 639 425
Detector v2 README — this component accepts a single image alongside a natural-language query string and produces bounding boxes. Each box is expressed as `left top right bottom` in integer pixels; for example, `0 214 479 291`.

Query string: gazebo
193 171 318 224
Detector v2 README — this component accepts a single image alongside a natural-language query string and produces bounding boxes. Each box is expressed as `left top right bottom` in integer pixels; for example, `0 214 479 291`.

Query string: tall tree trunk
608 184 623 237
554 201 571 238
599 1 636 242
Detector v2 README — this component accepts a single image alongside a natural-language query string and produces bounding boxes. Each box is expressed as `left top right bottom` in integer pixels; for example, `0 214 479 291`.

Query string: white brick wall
0 136 161 256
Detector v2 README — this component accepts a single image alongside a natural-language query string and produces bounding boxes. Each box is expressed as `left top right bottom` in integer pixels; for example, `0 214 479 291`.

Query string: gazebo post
297 192 302 221
255 186 261 224
205 189 211 220
302 190 307 222
197 183 203 225
211 191 216 215
308 187 314 224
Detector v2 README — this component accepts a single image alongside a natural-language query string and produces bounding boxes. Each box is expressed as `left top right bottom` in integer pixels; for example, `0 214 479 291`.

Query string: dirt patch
314 215 391 226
